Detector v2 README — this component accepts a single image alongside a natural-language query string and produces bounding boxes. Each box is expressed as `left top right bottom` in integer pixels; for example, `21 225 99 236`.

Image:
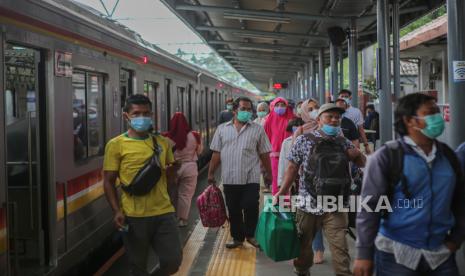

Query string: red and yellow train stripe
56 169 105 221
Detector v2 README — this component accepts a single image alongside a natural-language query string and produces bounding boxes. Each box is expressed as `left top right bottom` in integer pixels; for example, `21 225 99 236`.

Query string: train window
177 87 185 113
120 69 132 108
144 81 159 132
72 70 105 161
187 85 193 126
210 91 215 120
195 90 199 124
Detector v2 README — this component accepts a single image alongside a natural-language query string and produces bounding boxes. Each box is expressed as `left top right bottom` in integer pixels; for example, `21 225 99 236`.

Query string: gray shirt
210 120 272 185
344 106 364 127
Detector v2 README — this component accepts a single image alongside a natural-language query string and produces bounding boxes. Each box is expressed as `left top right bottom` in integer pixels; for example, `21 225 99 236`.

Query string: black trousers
223 183 260 242
123 213 182 276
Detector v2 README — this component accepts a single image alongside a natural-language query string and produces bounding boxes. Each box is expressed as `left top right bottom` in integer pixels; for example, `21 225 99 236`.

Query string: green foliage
361 77 378 99
175 49 259 92
400 5 446 37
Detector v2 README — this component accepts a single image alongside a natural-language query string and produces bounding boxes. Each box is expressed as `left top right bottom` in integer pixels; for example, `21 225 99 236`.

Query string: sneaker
246 237 260 249
178 219 188 227
225 240 243 249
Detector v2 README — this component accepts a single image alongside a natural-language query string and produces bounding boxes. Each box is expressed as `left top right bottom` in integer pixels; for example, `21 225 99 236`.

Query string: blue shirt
456 142 465 173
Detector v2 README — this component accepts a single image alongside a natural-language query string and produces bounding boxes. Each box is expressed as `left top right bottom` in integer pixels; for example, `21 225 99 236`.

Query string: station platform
95 170 465 276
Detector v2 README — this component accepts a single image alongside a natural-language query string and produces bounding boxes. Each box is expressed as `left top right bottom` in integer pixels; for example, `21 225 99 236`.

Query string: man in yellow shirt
103 94 182 276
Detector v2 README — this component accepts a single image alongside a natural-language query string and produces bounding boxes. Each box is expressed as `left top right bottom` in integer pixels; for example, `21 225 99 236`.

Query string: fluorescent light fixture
232 32 286 40
223 12 291 24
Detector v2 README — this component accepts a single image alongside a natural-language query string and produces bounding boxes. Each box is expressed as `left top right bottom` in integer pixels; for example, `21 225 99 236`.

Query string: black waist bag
121 135 162 196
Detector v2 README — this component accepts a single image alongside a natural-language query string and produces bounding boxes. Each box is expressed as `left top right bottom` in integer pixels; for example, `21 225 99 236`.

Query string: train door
120 69 133 131
0 34 8 276
144 81 159 132
4 43 48 275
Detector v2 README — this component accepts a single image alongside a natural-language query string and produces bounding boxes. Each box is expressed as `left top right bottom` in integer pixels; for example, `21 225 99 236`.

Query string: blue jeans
312 229 325 251
375 249 459 276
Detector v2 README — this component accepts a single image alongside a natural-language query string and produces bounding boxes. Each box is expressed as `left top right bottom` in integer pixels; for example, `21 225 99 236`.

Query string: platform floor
96 171 465 276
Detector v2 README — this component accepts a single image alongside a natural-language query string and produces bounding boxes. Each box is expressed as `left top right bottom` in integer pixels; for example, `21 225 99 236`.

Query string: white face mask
309 109 319 120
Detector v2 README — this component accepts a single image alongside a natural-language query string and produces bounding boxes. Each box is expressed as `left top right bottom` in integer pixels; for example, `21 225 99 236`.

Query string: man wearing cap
338 89 371 154
274 103 366 276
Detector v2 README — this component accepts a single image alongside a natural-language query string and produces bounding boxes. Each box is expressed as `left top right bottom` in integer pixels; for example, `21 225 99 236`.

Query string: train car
0 0 258 275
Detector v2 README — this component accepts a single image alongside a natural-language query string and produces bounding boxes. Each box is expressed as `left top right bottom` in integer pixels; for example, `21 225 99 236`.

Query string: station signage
55 51 72 77
273 83 288 90
453 61 465 82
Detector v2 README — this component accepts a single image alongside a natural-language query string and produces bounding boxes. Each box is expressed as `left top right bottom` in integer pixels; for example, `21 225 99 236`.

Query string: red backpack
196 185 227 228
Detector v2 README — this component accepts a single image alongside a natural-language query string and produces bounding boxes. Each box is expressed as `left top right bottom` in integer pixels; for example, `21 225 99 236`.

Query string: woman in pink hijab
264 97 295 195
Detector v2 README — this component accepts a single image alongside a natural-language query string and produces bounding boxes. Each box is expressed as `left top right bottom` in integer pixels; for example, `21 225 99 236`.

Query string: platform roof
161 0 445 92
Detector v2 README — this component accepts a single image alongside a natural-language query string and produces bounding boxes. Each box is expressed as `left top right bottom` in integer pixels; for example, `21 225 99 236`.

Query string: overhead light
232 32 286 40
223 12 291 24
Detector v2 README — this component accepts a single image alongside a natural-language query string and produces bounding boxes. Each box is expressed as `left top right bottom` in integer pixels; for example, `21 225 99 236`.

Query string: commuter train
0 0 258 275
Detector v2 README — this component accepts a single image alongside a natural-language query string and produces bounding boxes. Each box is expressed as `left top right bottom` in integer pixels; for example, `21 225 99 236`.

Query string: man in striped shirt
208 96 273 249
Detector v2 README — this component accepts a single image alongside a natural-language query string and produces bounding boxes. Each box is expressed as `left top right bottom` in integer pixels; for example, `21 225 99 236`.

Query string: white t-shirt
344 106 364 127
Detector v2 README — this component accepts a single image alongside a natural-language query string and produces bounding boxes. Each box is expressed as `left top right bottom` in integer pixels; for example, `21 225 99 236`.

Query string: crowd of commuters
102 90 465 276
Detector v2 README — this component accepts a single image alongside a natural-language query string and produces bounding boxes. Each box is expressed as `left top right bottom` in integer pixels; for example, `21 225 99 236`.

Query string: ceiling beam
209 40 321 51
175 4 351 21
196 26 327 40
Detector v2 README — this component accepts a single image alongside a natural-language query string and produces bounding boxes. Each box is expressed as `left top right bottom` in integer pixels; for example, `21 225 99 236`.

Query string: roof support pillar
377 0 393 143
447 0 465 148
348 18 359 107
330 43 339 101
310 56 317 99
392 0 401 100
304 64 309 99
339 47 344 91
319 48 326 104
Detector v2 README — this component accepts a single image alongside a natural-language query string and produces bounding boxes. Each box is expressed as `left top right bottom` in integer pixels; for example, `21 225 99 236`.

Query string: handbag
121 135 162 196
256 206 300 262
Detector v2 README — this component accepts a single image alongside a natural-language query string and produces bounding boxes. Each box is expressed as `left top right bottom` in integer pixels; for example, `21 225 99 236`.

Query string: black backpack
304 132 352 197
382 139 464 218
121 135 162 196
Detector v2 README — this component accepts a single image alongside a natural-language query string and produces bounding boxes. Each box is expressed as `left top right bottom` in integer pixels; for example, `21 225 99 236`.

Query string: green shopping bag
255 205 300 262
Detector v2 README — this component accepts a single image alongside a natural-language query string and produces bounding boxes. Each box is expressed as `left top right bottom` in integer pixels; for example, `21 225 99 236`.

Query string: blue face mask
416 113 445 139
226 104 233 111
292 126 298 133
274 106 286 116
237 111 252 123
321 124 341 136
129 116 153 132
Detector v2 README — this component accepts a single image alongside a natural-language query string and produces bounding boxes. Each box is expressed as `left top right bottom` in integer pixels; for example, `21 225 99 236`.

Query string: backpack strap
437 141 463 186
383 140 410 218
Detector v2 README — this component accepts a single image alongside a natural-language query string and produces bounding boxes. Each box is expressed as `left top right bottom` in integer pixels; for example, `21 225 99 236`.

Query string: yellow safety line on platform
174 221 208 276
206 224 256 276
